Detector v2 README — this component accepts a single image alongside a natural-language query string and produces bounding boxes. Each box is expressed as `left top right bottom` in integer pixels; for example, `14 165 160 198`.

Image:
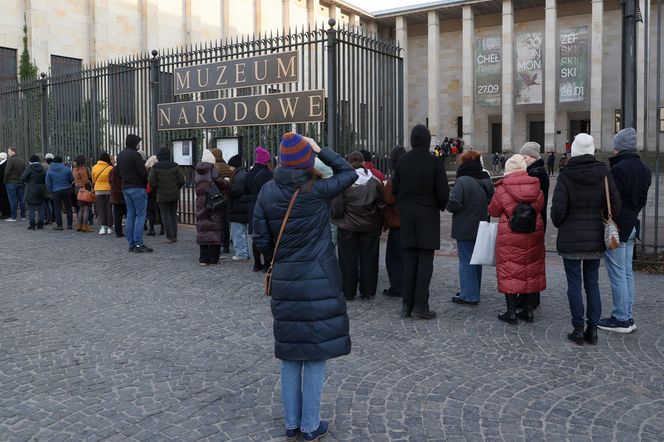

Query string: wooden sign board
158 90 325 130
173 51 299 95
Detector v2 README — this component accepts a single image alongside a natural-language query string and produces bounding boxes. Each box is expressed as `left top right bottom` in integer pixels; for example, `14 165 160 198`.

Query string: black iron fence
0 21 403 224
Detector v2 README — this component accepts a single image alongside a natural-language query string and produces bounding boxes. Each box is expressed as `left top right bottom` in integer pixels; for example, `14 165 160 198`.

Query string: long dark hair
74 155 86 168
99 152 112 166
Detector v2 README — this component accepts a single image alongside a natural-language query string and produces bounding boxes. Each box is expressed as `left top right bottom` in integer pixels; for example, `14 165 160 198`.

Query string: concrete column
220 0 230 38
636 0 646 148
329 3 341 23
366 20 378 35
396 16 409 145
281 0 289 30
349 13 361 28
544 0 557 152
307 0 320 27
427 11 440 138
462 5 475 148
141 0 159 53
501 0 514 151
590 0 603 149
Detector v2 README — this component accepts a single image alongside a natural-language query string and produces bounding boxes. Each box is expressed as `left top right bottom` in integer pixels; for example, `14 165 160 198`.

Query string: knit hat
571 133 595 157
201 149 216 165
144 155 158 169
613 127 638 152
519 142 541 160
29 155 40 163
504 154 528 175
255 146 272 166
279 133 315 170
228 155 242 168
45 153 54 160
410 124 431 150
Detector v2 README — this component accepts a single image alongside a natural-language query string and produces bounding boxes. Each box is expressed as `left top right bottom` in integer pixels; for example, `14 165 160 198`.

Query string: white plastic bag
470 221 498 266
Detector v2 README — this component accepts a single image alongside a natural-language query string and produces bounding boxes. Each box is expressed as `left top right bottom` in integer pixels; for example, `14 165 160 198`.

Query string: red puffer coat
488 171 546 295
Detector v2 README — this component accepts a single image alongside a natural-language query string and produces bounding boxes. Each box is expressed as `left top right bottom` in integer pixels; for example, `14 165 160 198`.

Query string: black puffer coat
195 162 227 245
19 163 46 205
609 152 652 242
551 154 621 255
253 148 357 361
245 163 273 234
526 158 550 230
228 168 251 224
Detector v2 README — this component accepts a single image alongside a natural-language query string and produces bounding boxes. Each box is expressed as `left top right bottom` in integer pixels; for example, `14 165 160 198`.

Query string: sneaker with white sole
99 226 106 235
628 318 637 332
5 218 17 222
597 316 632 333
232 255 250 261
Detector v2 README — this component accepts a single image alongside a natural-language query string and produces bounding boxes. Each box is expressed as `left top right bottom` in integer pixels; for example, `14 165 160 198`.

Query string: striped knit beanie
279 132 315 170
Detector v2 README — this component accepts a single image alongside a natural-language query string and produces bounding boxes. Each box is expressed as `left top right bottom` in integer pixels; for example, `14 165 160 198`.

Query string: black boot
584 324 598 345
516 295 535 323
27 223 36 230
37 221 44 229
498 294 518 324
159 226 165 235
567 325 585 345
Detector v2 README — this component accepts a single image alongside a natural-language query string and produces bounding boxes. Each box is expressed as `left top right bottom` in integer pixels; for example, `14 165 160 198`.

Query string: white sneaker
232 255 250 261
99 226 106 235
5 218 17 222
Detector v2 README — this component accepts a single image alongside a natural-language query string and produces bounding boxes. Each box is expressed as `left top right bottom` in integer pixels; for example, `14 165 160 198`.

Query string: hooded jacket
195 162 227 245
148 150 185 204
488 172 546 294
45 163 74 193
116 135 147 189
551 154 621 255
331 168 384 232
392 124 450 250
253 148 357 361
609 151 652 242
19 163 46 205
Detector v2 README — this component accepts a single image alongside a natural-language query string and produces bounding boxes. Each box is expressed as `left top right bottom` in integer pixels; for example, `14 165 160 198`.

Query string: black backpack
509 203 537 233
206 183 228 213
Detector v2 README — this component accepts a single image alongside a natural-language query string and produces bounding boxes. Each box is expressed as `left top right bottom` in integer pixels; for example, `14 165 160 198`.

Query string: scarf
456 158 490 180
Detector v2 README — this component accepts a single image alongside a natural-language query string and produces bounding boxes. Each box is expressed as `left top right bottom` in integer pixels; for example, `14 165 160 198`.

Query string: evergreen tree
19 14 38 82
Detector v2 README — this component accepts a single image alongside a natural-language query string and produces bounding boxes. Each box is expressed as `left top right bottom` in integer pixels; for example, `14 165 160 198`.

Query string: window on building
51 55 82 75
108 63 136 126
615 109 621 133
0 47 18 84
659 108 664 133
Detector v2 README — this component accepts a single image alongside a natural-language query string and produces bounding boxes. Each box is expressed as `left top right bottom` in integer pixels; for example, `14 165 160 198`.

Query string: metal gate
0 20 403 224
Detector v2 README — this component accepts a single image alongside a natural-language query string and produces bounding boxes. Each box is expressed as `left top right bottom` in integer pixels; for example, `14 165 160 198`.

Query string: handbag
265 188 301 296
77 187 96 204
603 176 620 250
470 221 498 266
205 183 228 213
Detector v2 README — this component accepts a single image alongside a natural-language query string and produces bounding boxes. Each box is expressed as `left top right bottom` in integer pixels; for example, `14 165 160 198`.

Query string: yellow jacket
92 161 113 191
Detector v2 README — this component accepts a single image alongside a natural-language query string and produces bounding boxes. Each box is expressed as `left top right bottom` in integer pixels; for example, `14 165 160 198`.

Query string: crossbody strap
604 176 613 219
269 187 301 269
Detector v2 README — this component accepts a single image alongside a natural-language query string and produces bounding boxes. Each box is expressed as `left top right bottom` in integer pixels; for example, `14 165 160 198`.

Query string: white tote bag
470 221 498 266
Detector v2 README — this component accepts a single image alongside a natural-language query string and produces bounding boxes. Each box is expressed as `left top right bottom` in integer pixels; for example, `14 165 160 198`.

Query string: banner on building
559 26 589 103
515 32 543 105
475 36 502 107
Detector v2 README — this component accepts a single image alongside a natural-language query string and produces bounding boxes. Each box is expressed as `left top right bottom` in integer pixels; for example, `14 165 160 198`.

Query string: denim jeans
280 360 326 433
563 258 601 327
385 228 403 294
231 222 250 258
27 203 44 224
6 183 25 219
604 227 637 321
123 187 148 247
457 239 482 302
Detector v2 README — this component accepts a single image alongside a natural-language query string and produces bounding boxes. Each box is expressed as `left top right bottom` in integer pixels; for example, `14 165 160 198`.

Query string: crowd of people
0 125 653 442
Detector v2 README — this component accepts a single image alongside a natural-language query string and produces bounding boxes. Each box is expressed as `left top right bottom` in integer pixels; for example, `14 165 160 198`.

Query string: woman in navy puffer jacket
253 132 356 441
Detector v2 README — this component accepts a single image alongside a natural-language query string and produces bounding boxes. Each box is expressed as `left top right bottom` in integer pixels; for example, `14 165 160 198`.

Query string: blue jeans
231 222 250 258
6 183 25 219
27 203 44 224
457 239 482 302
385 228 403 293
604 228 637 321
563 258 601 327
123 187 148 247
280 360 326 433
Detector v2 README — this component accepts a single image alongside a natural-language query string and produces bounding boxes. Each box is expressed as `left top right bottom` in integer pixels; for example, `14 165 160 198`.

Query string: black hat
157 148 171 162
228 154 242 168
410 124 431 150
29 154 40 163
359 149 372 162
126 134 142 150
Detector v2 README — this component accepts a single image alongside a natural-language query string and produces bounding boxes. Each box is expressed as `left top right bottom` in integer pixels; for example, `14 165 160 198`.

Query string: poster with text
475 36 502 107
516 32 543 105
559 26 589 103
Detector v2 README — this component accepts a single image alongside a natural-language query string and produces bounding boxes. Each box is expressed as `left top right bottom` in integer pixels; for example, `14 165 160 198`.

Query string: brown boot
85 224 94 232
76 224 82 232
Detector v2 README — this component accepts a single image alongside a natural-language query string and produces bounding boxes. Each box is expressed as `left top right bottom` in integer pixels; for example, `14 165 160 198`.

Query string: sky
346 0 431 13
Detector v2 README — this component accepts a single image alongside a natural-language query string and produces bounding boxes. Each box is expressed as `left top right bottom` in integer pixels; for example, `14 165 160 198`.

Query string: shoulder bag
264 187 301 296
604 176 620 250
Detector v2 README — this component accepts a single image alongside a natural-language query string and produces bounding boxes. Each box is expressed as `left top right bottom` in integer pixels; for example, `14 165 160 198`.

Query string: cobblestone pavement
1 218 664 442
